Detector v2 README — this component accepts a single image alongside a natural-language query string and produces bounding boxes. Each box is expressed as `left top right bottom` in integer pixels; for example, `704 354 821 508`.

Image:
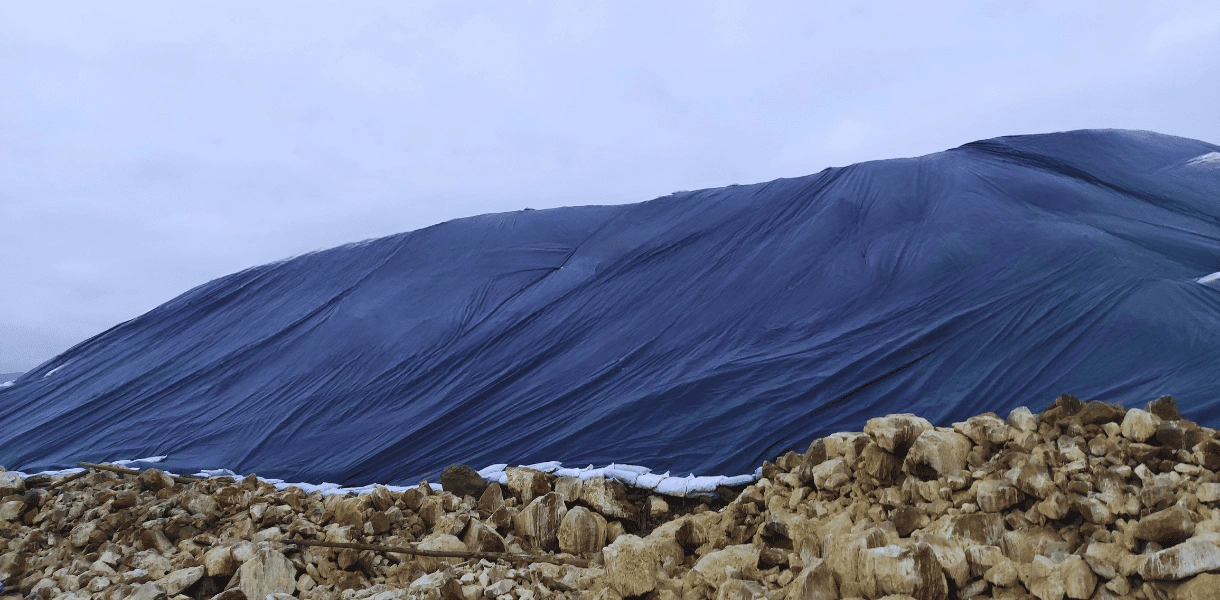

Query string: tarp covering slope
4 129 1220 485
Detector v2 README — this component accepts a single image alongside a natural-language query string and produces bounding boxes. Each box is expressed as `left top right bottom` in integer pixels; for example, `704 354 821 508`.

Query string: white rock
1121 409 1159 442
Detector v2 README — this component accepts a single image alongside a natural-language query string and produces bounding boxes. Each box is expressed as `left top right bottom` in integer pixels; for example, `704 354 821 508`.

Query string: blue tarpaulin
3 130 1220 485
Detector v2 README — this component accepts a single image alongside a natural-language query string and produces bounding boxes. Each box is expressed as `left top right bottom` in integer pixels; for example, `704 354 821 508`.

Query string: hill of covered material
2 129 1220 484
5 396 1220 600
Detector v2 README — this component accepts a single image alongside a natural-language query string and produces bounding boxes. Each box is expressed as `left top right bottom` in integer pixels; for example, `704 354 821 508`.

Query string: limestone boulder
157 566 204 596
1121 408 1159 442
603 534 661 597
1139 538 1220 581
203 546 237 577
692 544 760 590
505 467 550 504
558 506 606 555
236 544 297 600
785 558 838 600
416 533 467 573
864 414 933 454
440 464 487 499
580 476 638 521
975 480 1022 513
513 492 567 552
0 471 24 496
905 429 971 478
1131 505 1195 546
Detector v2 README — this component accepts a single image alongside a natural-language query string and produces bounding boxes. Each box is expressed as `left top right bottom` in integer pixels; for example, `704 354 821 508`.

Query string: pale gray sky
2 2 1219 372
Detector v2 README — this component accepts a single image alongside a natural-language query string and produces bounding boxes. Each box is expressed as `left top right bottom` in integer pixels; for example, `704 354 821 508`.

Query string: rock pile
5 395 1220 599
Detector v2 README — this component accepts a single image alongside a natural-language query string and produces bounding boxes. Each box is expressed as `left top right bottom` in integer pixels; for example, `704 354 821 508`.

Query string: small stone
441 464 488 498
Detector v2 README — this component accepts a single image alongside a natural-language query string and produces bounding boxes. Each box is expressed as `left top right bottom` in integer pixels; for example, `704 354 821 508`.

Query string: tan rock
785 557 838 600
0 500 23 522
478 481 505 514
139 468 175 491
905 429 972 478
463 518 506 553
1059 555 1097 599
864 414 934 454
236 544 297 600
1021 555 1064 600
1139 538 1220 580
553 477 583 503
1198 483 1220 504
1121 408 1159 442
581 476 638 521
368 484 395 511
513 491 567 551
975 480 1022 513
69 521 97 547
857 542 947 600
203 546 236 577
809 458 850 491
505 467 551 504
331 496 364 528
953 413 1010 446
1131 505 1196 546
1007 406 1038 432
860 443 902 483
416 533 467 573
141 528 176 554
157 566 204 596
647 495 670 520
0 471 24 496
558 506 606 555
602 534 660 597
692 544 760 590
716 579 766 599
1176 572 1220 600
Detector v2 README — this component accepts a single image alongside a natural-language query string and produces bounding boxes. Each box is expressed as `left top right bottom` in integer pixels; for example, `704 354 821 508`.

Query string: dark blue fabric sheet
4 130 1220 485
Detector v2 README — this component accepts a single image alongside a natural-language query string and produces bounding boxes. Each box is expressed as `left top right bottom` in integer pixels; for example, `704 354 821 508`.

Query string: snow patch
1198 271 1220 286
1188 152 1220 167
0 381 12 388
43 362 70 378
14 457 758 498
110 455 167 467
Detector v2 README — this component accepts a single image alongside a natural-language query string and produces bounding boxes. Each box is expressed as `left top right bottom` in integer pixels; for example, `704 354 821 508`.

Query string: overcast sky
2 2 1219 373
